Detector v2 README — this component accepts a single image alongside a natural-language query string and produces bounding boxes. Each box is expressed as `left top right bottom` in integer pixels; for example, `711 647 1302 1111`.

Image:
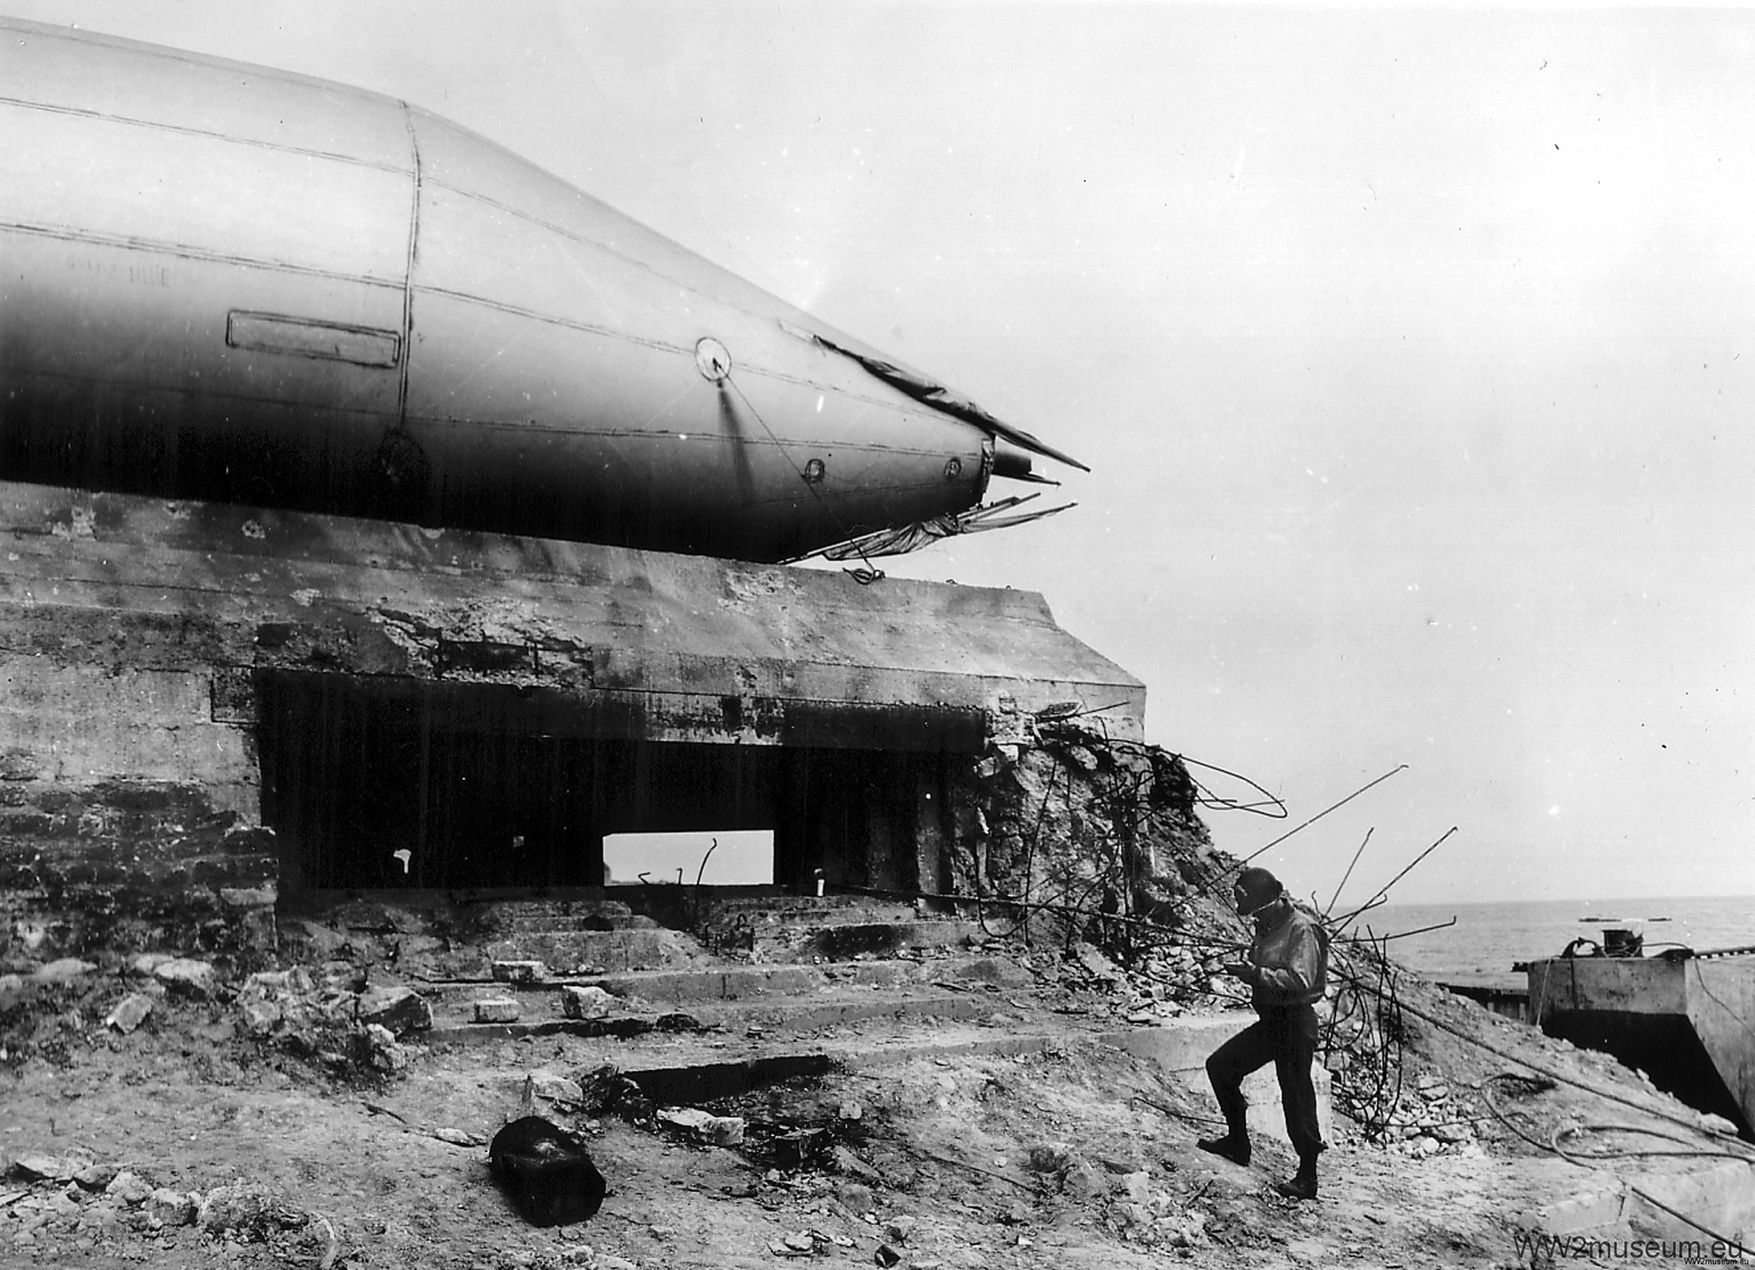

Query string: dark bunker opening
255 670 981 895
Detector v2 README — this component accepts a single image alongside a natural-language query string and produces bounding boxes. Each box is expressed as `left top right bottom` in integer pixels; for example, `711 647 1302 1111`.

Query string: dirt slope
4 927 1751 1270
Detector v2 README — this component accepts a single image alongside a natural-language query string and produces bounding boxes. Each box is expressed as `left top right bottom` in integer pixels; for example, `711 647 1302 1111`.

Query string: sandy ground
2 939 1751 1270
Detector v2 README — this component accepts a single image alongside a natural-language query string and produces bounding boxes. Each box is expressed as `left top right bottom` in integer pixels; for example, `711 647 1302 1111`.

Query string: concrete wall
1529 954 1755 1136
1686 959 1755 1137
1529 957 1690 1019
0 480 1147 960
0 656 273 961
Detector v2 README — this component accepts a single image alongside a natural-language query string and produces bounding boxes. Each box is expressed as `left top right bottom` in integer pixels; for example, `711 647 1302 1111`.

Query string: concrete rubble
2 885 1752 1266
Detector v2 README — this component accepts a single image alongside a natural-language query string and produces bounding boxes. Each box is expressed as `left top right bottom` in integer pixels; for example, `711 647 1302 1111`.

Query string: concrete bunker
0 481 1146 959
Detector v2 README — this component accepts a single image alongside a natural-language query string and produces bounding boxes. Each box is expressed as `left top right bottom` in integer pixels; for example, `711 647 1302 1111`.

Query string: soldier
1197 866 1330 1200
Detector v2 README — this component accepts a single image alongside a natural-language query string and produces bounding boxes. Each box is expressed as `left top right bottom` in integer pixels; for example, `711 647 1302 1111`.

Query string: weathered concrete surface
1682 958 1755 1143
1529 953 1755 1137
1529 957 1690 1019
0 478 1145 958
1530 1156 1755 1246
0 480 1144 748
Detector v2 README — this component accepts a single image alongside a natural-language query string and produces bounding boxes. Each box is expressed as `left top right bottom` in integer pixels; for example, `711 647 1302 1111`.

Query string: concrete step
591 952 1029 1002
483 927 709 973
747 919 987 964
416 951 1041 1038
707 897 921 927
468 898 653 934
420 950 1033 1006
707 894 900 916
424 988 1007 1046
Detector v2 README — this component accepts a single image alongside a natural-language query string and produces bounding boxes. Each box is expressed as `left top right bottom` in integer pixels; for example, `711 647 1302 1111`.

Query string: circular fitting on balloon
695 337 732 382
943 457 963 480
802 458 826 484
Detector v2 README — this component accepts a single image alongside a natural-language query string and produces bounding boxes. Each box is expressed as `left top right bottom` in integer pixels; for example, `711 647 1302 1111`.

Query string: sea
1363 894 1755 989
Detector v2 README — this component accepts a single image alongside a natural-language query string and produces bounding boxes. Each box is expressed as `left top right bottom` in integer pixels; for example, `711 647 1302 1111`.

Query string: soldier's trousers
1205 1002 1323 1163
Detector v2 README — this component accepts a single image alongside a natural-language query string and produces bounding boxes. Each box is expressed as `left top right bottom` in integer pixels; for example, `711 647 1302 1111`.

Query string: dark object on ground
1275 1170 1318 1201
488 1116 607 1227
1196 1133 1251 1167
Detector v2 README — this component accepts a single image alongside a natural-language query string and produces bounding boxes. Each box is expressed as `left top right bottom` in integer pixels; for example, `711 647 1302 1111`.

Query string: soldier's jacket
1247 896 1329 1011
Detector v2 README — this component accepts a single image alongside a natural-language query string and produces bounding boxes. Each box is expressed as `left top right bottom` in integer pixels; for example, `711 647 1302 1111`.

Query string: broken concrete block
1068 942 1121 983
474 998 521 1024
196 1182 308 1239
30 957 97 984
129 953 175 977
145 1188 198 1226
74 1163 119 1191
105 1170 155 1205
771 1231 821 1257
559 985 613 1020
1062 1160 1106 1201
238 998 282 1037
152 958 216 998
655 1107 745 1146
245 966 316 996
524 1070 584 1107
358 1023 409 1074
832 1179 873 1214
357 985 432 1036
104 993 154 1034
830 1144 881 1183
492 960 545 985
488 1116 605 1227
10 1152 87 1182
1117 1170 1153 1204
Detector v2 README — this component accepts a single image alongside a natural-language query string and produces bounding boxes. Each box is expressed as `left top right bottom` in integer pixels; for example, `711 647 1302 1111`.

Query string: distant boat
1578 916 1671 923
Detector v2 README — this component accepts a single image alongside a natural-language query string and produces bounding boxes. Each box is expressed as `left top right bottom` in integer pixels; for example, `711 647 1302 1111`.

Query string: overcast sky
16 2 1755 906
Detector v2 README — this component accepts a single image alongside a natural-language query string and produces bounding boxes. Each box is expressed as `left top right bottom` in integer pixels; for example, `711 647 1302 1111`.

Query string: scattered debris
656 1107 747 1146
474 998 521 1024
104 992 155 1034
151 957 217 998
9 1151 90 1183
357 984 433 1037
520 1069 585 1114
493 960 546 986
28 957 96 985
561 985 615 1020
0 719 1739 1267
